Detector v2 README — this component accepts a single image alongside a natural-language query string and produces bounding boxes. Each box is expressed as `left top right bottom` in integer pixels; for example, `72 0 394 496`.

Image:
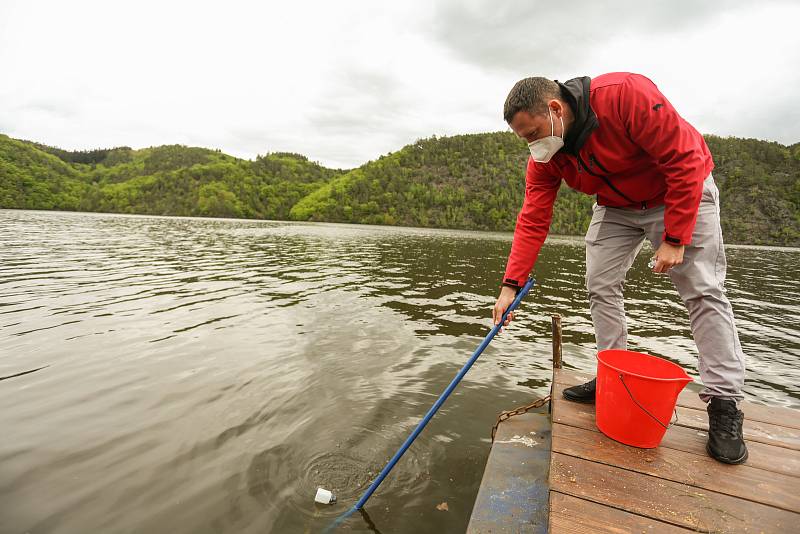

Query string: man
492 73 748 464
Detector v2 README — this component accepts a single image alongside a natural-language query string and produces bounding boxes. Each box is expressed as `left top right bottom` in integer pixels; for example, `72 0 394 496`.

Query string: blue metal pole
328 278 535 529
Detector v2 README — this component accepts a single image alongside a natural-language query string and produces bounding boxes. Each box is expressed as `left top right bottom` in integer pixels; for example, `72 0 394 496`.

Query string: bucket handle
618 373 679 430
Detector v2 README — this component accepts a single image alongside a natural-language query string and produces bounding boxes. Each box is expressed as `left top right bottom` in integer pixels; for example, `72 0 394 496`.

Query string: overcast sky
1 0 798 169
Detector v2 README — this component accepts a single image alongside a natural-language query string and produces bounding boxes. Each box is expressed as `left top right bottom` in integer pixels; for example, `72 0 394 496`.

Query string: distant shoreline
4 207 799 252
2 132 798 248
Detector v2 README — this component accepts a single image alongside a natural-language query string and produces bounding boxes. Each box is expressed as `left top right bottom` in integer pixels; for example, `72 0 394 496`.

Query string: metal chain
491 395 551 442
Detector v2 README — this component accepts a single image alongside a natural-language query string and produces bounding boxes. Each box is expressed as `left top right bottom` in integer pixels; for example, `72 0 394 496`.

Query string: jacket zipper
589 154 609 173
577 153 641 207
591 154 647 209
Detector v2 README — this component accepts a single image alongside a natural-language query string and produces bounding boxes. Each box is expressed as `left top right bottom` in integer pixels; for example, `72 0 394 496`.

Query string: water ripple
0 209 798 534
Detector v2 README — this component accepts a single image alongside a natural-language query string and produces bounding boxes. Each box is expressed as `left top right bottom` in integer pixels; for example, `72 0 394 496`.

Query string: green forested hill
0 135 89 211
289 132 601 237
704 136 800 245
1 132 798 246
0 135 341 220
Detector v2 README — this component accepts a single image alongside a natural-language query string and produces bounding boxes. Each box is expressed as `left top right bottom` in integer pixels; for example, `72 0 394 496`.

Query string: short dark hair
503 77 561 123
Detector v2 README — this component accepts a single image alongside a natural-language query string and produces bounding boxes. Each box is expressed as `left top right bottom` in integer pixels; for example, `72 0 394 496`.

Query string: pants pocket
585 205 606 244
700 173 719 206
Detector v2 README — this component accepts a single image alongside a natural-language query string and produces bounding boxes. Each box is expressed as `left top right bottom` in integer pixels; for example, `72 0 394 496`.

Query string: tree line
1 132 797 246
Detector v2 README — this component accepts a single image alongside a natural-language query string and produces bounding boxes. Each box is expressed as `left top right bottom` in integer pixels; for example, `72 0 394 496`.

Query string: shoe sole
706 442 749 465
562 393 595 404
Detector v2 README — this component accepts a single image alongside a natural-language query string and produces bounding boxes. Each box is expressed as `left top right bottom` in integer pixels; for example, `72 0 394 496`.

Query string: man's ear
550 99 564 118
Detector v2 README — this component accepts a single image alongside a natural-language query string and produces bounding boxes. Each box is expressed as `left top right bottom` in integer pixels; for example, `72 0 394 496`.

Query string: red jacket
503 72 714 288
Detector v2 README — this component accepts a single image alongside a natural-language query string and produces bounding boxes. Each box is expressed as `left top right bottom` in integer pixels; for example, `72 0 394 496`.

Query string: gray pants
585 174 745 402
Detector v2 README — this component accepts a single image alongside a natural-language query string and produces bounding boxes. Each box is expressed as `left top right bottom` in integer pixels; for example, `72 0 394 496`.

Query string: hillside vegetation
1 132 798 246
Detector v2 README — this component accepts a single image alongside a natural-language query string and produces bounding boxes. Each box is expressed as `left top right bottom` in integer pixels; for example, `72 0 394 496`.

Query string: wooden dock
550 368 800 533
469 364 800 533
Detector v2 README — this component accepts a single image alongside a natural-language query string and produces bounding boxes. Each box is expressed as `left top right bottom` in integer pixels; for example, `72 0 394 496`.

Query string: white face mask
528 108 564 163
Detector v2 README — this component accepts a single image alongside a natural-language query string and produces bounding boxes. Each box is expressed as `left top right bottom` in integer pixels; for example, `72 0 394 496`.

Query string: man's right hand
493 285 519 330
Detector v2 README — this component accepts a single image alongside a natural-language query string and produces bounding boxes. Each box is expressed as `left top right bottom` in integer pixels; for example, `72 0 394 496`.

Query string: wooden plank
555 368 800 431
552 422 800 512
550 452 800 533
674 405 800 451
554 368 594 386
552 381 800 477
674 398 800 434
551 381 596 430
658 426 800 478
552 375 800 451
549 491 695 534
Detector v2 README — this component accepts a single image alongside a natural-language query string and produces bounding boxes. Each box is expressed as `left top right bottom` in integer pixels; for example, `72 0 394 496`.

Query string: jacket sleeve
502 158 561 287
619 74 710 245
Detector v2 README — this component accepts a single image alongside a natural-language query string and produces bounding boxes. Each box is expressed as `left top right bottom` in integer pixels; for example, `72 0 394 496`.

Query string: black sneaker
706 397 748 464
563 378 596 404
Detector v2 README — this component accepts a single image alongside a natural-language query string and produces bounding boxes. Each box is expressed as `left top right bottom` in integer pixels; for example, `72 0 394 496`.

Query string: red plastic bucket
596 349 692 448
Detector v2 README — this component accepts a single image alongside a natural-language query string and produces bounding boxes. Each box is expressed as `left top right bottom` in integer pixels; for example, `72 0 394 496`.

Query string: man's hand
493 286 518 330
652 242 685 273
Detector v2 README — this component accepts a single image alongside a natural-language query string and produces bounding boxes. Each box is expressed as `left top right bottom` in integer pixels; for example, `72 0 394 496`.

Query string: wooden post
551 314 563 369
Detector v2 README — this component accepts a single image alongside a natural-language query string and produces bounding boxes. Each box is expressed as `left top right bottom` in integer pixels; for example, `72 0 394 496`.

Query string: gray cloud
307 68 410 132
697 100 800 147
430 0 780 74
1 1 797 167
302 67 437 166
16 99 79 119
428 0 800 145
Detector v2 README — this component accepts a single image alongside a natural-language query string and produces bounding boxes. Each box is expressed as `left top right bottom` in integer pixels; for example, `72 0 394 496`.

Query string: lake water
1 209 798 533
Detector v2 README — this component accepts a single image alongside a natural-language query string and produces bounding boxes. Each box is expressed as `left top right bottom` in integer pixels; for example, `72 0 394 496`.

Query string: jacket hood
556 76 598 156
